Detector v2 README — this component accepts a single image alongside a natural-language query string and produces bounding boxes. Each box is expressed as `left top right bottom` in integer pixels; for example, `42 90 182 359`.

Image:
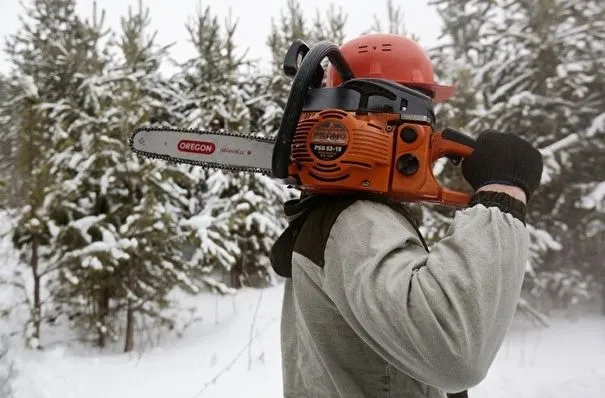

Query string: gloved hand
461 130 544 201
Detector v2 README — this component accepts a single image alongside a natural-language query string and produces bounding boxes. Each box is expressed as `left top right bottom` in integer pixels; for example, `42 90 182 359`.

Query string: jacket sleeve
320 199 529 393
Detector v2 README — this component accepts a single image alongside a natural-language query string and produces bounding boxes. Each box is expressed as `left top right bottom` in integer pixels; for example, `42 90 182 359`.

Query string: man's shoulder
293 196 419 267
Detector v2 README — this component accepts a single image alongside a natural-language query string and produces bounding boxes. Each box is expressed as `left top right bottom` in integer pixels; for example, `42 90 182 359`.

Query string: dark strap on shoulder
269 193 427 277
270 195 360 277
448 391 469 398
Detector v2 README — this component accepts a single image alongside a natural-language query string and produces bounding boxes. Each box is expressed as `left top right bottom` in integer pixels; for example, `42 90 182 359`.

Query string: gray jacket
273 194 529 397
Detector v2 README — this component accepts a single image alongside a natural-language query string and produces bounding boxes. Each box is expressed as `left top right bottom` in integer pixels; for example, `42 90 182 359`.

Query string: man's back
277 197 529 397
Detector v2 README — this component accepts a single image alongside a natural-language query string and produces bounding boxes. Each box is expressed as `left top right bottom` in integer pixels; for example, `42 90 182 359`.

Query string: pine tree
0 75 17 207
171 4 293 289
19 1 125 348
109 3 225 351
430 0 605 308
102 0 205 351
43 0 211 350
311 5 348 45
169 4 248 289
3 0 105 348
173 4 250 131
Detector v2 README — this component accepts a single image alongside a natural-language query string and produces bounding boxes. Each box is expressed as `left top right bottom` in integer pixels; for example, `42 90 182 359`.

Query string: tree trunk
31 236 41 346
601 234 605 316
124 270 135 352
231 237 245 288
97 287 110 348
230 262 242 289
601 285 605 316
124 301 134 352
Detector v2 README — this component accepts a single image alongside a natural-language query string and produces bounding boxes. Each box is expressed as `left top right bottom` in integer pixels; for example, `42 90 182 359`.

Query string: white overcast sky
0 0 443 74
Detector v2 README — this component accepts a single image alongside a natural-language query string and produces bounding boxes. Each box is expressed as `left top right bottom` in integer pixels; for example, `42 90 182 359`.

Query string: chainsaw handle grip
431 128 476 207
441 128 476 152
433 128 475 163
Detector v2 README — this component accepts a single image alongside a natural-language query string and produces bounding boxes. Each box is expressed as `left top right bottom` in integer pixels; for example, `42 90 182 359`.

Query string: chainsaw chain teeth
128 125 274 176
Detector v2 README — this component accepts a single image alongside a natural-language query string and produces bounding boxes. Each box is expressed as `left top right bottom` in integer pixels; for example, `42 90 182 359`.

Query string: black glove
462 130 543 200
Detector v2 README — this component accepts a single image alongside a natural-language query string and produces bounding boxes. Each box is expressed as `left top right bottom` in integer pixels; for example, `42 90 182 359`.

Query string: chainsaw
130 37 476 207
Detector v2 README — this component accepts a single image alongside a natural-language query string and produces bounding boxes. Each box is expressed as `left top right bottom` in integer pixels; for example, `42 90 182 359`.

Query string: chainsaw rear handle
440 128 476 153
430 128 475 207
272 40 355 179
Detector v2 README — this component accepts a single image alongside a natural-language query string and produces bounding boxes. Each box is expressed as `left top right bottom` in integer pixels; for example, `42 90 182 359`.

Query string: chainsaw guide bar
129 126 276 176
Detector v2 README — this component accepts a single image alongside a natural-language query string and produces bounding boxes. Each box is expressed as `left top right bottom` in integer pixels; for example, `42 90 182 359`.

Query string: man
270 34 544 398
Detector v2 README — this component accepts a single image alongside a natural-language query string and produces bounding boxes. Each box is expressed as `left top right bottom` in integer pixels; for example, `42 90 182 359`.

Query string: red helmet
326 33 455 102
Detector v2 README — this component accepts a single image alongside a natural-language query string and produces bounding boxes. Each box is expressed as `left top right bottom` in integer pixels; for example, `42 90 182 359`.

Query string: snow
527 225 563 252
0 211 21 310
3 282 604 398
581 182 605 211
16 74 38 99
587 112 605 137
81 256 103 270
69 215 105 243
539 133 580 185
473 314 605 397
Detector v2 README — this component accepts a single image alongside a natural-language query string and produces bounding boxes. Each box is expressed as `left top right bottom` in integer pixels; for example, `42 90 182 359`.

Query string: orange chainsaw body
288 110 474 207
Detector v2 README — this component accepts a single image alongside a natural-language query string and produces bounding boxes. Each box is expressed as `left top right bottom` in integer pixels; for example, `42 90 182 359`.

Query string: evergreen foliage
430 0 605 307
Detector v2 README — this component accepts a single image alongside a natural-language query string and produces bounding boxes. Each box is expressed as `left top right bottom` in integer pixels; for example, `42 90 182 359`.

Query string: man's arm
320 198 528 393
318 131 543 393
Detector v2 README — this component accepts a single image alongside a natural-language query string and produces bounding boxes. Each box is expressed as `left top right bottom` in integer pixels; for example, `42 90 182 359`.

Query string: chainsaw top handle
272 40 355 180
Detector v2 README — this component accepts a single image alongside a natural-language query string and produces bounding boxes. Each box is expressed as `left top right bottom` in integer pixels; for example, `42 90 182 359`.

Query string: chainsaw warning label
177 140 216 155
310 121 348 161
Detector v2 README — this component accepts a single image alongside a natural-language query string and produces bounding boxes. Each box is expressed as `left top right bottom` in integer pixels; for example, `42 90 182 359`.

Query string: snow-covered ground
4 283 605 398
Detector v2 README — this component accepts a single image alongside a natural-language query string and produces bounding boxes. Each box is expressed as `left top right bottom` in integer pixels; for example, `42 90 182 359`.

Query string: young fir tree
171 5 290 289
0 75 17 207
19 1 127 348
103 0 206 352
35 0 208 351
430 0 605 307
310 6 348 46
3 0 105 348
170 5 246 289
